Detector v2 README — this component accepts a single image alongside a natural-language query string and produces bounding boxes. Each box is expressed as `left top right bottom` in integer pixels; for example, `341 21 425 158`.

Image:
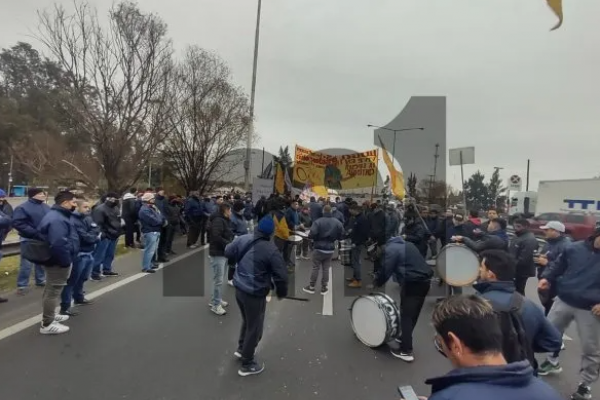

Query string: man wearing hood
91 192 122 279
474 250 562 370
12 188 50 293
452 218 509 253
59 199 100 316
121 188 139 248
422 295 563 400
225 216 288 377
538 228 600 400
535 221 570 316
509 218 539 295
303 205 343 295
374 235 433 363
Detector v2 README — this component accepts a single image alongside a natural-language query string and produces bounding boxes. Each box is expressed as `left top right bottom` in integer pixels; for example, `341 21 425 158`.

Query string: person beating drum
373 235 433 363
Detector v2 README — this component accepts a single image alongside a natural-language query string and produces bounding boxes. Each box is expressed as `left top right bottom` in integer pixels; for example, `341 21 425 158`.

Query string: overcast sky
1 0 599 191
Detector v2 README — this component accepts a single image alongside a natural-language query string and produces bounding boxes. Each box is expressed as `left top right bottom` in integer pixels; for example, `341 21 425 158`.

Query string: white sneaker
54 314 70 323
227 280 234 287
208 300 228 308
40 322 70 335
211 304 227 315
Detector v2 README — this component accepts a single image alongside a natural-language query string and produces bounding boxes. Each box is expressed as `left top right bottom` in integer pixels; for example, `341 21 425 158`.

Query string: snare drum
339 245 352 266
294 231 308 239
350 292 400 348
287 235 303 243
436 243 480 287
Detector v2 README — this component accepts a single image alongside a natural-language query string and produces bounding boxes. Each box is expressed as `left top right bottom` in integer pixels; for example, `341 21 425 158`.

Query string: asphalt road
0 245 595 400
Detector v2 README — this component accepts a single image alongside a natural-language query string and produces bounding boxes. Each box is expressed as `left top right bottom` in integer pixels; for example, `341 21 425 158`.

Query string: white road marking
0 245 207 342
322 267 333 316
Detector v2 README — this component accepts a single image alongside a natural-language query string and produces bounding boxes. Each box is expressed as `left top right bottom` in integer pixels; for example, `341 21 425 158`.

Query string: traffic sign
508 175 522 191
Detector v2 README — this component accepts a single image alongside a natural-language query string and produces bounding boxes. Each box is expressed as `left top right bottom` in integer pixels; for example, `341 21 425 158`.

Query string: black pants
124 219 136 247
515 276 529 295
199 217 208 245
235 288 266 366
228 264 236 281
187 219 201 247
399 280 430 353
538 287 556 316
156 226 169 260
165 224 175 253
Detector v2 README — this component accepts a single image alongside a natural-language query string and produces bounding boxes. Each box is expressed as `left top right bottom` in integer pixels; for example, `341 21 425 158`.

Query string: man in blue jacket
418 295 563 400
225 216 288 377
12 188 50 293
59 199 100 316
374 236 433 363
138 193 165 273
474 249 562 369
538 228 600 400
0 208 11 303
184 191 205 248
37 191 79 335
535 221 570 316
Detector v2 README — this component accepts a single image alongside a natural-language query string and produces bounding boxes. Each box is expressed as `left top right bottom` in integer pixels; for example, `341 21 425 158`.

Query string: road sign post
449 147 475 210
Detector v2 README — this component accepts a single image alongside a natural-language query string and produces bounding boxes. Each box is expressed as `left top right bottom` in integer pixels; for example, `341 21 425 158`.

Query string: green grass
0 239 129 293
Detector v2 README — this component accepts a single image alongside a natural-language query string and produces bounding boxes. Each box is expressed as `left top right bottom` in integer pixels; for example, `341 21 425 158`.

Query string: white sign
507 175 522 191
448 147 475 166
252 178 273 204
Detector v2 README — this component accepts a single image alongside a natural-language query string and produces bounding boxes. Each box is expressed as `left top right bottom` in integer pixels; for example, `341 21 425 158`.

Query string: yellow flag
547 0 563 31
378 137 405 199
275 163 285 194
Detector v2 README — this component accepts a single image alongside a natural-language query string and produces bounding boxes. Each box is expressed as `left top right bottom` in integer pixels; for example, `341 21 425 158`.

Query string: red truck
528 212 598 241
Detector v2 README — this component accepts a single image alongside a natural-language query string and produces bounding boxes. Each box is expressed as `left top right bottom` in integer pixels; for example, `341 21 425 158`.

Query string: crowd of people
1 187 599 398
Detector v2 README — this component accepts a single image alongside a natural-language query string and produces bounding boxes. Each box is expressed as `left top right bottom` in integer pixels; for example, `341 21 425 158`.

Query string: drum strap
237 237 270 264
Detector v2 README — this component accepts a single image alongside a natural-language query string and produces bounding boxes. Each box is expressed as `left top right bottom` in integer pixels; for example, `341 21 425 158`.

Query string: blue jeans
351 245 362 281
210 256 227 306
142 232 160 271
60 252 93 310
17 242 46 288
92 238 118 276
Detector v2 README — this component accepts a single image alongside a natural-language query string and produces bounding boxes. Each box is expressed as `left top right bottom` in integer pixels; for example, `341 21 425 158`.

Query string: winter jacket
509 230 539 278
138 204 165 233
121 193 138 221
225 232 288 298
462 230 509 253
349 212 369 246
208 213 234 256
402 220 428 256
243 201 254 221
368 208 387 244
0 209 11 245
12 198 50 240
375 236 432 287
309 213 344 252
184 196 204 220
38 205 79 268
71 212 100 253
308 201 323 222
92 202 122 240
536 235 570 278
230 212 249 236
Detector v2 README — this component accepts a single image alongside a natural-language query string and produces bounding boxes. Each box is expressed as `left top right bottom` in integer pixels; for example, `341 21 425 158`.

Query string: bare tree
36 1 174 193
162 46 251 194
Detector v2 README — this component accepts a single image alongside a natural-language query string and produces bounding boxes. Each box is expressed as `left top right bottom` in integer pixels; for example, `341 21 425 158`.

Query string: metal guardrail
1 241 20 258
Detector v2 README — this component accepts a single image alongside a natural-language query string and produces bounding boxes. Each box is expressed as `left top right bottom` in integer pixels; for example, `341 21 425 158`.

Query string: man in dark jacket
535 221 570 316
422 295 563 400
368 203 387 274
121 188 138 248
164 196 181 255
253 195 267 221
308 196 323 222
402 215 429 258
153 188 173 262
303 205 343 295
184 191 205 248
374 236 433 362
37 191 79 335
0 189 13 249
0 209 11 303
138 192 165 273
425 208 442 258
538 228 600 399
225 216 288 377
475 249 562 370
208 203 234 315
509 218 539 295
13 187 50 293
59 199 100 316
453 218 509 254
347 204 370 288
91 192 122 279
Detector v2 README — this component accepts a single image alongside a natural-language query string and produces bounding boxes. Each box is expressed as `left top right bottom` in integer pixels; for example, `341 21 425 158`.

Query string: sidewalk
0 239 195 332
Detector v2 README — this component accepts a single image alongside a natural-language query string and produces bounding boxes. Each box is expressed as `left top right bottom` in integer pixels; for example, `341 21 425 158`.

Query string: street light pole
244 0 262 192
493 166 504 209
7 154 13 196
366 125 424 161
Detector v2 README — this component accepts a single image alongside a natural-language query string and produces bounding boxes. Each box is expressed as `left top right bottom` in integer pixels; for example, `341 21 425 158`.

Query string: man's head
513 218 529 233
486 218 507 233
445 209 453 218
323 204 332 214
215 196 223 205
429 209 439 218
55 191 76 211
233 200 245 214
141 192 155 204
290 201 299 210
220 203 232 219
487 209 498 220
0 188 6 202
540 220 565 239
453 213 465 226
350 204 362 216
76 199 91 214
257 215 275 236
432 295 505 368
479 249 516 282
156 187 165 196
469 209 479 219
104 192 119 207
28 188 46 202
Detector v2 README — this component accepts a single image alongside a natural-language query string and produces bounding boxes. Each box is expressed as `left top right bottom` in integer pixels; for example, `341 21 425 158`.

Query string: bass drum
436 243 480 287
350 292 400 348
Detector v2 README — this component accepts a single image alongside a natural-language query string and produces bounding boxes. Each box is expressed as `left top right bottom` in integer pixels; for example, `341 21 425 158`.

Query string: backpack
490 293 536 367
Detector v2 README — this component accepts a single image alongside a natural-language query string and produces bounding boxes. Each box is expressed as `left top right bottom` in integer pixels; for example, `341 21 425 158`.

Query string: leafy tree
464 170 489 211
273 146 292 167
407 173 418 199
487 168 506 209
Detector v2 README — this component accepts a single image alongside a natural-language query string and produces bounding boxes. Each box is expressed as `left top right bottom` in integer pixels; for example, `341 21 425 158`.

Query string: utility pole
428 144 440 204
7 154 13 196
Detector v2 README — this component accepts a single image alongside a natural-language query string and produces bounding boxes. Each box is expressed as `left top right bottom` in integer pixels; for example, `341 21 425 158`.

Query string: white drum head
437 244 480 286
287 235 303 243
350 296 388 347
294 231 308 238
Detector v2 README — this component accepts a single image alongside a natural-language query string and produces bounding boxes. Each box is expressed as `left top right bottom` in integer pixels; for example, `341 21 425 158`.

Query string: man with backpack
474 249 562 371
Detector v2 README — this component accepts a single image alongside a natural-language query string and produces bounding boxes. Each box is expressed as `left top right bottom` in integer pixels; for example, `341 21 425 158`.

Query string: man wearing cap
538 228 600 399
12 188 50 294
535 221 570 316
225 216 288 377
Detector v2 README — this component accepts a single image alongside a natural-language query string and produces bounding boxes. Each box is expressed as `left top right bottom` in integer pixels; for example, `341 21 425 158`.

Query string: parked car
528 212 598 241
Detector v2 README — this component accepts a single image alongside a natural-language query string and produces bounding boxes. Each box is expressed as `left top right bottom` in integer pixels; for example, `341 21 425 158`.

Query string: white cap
540 221 565 233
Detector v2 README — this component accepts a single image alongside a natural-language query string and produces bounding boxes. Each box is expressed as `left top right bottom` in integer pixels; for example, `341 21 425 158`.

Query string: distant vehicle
508 191 538 222
528 212 597 241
